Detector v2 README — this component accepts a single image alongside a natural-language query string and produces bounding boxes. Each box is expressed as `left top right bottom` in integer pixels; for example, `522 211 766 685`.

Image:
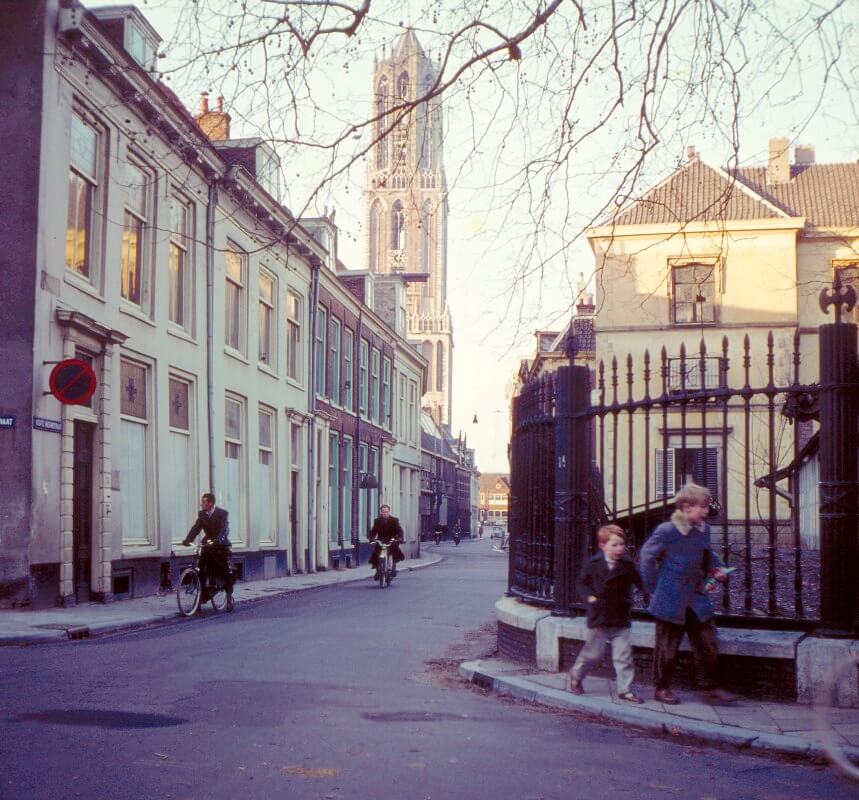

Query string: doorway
72 421 96 603
290 471 300 573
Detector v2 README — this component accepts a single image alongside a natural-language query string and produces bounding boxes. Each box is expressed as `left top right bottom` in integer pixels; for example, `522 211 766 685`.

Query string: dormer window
125 19 155 71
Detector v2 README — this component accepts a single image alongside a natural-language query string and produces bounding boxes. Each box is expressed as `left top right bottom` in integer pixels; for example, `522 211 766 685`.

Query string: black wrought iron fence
510 313 859 632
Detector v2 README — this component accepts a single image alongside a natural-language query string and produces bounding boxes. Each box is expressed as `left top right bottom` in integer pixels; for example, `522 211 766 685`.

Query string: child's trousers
653 608 719 690
570 625 634 694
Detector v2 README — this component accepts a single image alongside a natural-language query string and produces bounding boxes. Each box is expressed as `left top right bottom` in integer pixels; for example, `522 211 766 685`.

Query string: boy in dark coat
639 483 732 705
567 524 644 703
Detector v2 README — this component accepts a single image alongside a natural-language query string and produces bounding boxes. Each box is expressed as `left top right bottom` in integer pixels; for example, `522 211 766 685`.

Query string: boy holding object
639 483 734 705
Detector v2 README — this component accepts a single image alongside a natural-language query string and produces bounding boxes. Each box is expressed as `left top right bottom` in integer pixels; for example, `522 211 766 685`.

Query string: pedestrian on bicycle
369 504 405 580
182 493 234 599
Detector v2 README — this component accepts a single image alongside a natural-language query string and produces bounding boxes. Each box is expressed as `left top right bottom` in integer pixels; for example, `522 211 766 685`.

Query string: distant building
478 474 511 527
365 30 454 428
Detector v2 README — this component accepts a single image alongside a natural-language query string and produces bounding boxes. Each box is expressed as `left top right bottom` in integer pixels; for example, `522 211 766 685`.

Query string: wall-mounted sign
33 417 62 434
49 359 97 405
0 415 16 429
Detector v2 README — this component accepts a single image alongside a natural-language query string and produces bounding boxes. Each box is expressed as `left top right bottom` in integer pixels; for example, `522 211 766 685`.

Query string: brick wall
558 638 795 700
497 622 537 666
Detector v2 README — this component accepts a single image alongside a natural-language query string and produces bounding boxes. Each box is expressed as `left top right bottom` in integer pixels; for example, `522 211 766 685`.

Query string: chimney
767 137 790 184
195 92 231 141
794 144 815 165
576 273 595 316
687 145 698 161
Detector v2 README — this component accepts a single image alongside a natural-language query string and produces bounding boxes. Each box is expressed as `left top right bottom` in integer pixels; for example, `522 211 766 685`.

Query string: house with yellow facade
585 139 859 544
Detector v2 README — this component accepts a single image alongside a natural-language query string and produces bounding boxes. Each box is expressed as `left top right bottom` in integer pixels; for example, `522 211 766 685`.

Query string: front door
72 421 95 603
290 471 300 573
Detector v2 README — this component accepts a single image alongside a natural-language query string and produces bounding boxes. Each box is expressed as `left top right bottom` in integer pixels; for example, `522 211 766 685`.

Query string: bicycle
175 544 235 616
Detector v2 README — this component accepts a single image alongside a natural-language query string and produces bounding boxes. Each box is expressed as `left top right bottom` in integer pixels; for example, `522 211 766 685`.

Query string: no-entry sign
49 359 97 405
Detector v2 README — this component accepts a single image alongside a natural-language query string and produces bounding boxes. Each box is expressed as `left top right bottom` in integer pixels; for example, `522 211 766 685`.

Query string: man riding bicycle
368 504 405 580
182 493 234 600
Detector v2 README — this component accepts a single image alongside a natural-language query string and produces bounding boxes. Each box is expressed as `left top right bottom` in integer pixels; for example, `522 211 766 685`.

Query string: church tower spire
365 29 453 427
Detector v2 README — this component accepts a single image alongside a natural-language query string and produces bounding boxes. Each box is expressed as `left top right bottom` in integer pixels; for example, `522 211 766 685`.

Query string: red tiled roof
731 164 859 229
604 158 859 229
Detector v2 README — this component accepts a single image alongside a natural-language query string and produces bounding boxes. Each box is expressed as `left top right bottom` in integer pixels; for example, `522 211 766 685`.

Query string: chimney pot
200 92 209 113
767 137 791 184
687 145 697 161
217 96 224 112
795 144 815 165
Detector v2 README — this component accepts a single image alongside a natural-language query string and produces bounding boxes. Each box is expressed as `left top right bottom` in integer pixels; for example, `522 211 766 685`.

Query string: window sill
119 304 156 328
63 272 105 303
258 363 279 380
223 346 249 365
167 326 197 345
285 376 304 391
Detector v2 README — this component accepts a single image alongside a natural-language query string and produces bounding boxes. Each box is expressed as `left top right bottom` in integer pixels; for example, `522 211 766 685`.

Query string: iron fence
509 312 858 632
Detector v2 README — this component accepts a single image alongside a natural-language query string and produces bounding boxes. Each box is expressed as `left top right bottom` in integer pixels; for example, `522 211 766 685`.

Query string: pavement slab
460 657 859 768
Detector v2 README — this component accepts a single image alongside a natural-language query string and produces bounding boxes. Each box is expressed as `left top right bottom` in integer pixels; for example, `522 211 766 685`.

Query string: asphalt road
0 538 854 800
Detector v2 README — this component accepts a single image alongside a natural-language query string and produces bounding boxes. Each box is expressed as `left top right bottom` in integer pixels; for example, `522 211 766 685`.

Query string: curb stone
459 660 859 765
1 554 443 646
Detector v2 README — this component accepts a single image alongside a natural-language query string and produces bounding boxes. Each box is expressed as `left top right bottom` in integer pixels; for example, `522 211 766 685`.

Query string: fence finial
820 275 857 324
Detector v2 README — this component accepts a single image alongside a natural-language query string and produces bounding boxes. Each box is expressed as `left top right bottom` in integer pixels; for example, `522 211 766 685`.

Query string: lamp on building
359 472 379 552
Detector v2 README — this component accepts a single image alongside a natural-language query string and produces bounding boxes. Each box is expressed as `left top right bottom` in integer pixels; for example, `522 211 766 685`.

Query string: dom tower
365 31 453 427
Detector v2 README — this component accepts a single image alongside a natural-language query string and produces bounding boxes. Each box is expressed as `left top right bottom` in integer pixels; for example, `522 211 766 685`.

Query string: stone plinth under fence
495 596 859 707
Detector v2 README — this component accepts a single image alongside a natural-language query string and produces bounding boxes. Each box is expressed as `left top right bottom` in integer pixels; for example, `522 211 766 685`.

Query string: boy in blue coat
639 483 732 705
567 524 644 703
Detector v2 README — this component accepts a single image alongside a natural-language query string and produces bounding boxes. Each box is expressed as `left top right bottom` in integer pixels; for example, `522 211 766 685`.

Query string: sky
86 0 859 473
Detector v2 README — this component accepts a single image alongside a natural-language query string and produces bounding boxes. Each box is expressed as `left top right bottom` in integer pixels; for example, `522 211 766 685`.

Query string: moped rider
369 504 405 580
182 493 234 600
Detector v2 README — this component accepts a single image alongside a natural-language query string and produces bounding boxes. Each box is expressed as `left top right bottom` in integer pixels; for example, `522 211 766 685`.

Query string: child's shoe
566 675 583 695
618 692 643 704
654 688 680 705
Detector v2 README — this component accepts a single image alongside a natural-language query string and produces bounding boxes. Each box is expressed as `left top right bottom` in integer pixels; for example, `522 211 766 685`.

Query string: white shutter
655 448 675 499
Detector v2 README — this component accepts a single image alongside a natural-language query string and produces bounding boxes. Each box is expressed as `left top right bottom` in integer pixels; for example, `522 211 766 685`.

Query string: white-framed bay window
66 110 103 282
167 375 196 543
223 394 247 546
225 243 247 354
257 406 277 546
119 357 154 547
169 193 193 331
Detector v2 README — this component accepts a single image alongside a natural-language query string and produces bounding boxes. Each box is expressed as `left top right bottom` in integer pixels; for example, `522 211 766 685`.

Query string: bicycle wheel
177 569 201 616
378 565 385 588
210 585 228 611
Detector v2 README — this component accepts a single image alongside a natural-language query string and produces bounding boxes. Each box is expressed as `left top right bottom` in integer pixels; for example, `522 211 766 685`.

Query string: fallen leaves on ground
281 766 342 778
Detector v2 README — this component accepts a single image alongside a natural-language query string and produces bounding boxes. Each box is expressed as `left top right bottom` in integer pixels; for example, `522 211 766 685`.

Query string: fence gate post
817 288 859 637
553 364 591 614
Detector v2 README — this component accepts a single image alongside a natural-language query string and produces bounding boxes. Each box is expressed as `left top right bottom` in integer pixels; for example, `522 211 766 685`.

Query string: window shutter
655 448 675 499
692 447 719 498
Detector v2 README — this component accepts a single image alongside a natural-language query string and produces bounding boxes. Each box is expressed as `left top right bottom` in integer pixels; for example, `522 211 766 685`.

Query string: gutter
306 256 322 572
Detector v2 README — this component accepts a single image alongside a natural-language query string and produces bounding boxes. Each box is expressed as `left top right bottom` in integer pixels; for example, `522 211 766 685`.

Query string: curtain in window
223 443 243 545
168 432 191 543
120 420 148 544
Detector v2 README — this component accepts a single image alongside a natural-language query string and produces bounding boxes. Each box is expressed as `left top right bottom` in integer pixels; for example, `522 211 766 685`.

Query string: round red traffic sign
49 359 97 405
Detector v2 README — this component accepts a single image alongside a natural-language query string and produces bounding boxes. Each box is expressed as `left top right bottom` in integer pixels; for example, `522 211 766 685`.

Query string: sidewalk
0 554 442 646
460 657 859 770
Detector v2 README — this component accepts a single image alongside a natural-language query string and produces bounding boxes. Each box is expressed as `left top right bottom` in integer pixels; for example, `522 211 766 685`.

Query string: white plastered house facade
25 2 323 606
585 140 859 542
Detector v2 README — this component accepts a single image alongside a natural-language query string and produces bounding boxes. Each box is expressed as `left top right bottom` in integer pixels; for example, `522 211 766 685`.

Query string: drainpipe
353 309 363 567
205 176 219 493
306 254 321 572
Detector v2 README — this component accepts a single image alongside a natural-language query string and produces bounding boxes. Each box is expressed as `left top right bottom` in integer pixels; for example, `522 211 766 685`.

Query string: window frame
359 338 369 416
286 289 303 383
168 192 193 333
382 356 392 429
258 268 277 370
343 327 354 410
225 242 248 356
120 157 153 311
670 258 719 326
257 405 277 546
315 304 328 398
66 109 104 286
834 261 859 324
330 317 342 406
167 374 196 544
328 431 340 544
224 394 247 547
370 347 381 422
